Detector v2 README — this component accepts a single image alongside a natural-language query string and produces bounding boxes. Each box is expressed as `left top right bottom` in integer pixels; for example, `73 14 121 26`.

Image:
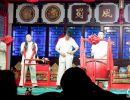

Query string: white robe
0 41 6 70
55 37 79 85
91 41 108 59
19 41 38 86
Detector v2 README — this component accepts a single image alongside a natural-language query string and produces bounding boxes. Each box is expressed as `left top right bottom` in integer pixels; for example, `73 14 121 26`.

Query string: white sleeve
91 45 95 57
72 38 79 49
0 42 6 51
55 39 61 51
35 43 38 53
20 42 25 53
102 42 108 56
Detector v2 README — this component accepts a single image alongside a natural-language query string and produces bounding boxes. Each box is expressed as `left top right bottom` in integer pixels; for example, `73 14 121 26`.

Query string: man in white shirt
0 40 6 70
55 29 79 89
91 31 108 89
19 34 38 87
91 32 108 59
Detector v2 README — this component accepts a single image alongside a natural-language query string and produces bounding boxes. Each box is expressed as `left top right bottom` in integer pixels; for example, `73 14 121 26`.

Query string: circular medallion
19 6 35 22
45 5 61 22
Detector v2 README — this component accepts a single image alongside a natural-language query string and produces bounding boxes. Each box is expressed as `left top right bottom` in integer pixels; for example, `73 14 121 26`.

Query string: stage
17 86 130 95
17 86 62 95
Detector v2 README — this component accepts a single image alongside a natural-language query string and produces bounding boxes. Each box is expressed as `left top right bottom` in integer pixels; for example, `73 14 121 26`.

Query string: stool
36 64 50 86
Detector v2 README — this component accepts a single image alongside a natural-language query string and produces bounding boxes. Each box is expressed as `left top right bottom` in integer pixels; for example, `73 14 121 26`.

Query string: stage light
27 0 38 3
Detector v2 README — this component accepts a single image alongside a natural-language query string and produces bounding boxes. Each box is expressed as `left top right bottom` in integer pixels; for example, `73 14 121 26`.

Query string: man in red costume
19 34 38 87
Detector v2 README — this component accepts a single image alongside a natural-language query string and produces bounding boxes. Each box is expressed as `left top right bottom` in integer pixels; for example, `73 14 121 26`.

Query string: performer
55 28 79 89
19 34 38 87
0 40 6 70
91 31 108 89
91 31 108 59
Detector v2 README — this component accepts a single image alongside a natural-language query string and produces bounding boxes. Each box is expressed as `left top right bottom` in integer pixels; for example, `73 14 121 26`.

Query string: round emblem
45 5 61 22
19 6 35 22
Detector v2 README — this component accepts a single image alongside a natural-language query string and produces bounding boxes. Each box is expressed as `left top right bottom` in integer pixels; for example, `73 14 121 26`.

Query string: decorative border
68 3 91 24
95 3 119 24
42 3 65 24
124 4 130 23
16 4 39 24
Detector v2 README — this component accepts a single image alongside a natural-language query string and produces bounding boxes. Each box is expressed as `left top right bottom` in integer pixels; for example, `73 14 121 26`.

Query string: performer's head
26 34 32 42
65 28 72 40
98 31 105 40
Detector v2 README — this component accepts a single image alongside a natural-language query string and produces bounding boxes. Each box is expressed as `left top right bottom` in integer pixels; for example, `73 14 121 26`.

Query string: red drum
85 60 108 81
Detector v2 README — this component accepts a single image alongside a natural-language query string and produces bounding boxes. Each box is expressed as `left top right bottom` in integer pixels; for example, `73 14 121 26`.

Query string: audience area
0 67 129 99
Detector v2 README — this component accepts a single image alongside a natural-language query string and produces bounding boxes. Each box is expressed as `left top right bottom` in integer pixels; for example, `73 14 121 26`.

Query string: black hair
65 28 72 37
98 31 104 34
99 31 104 33
25 34 31 50
25 33 31 37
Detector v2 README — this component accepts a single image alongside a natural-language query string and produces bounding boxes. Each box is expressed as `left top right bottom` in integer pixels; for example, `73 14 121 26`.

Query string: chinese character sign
68 3 91 24
95 3 118 24
72 5 89 21
101 8 113 18
99 5 115 22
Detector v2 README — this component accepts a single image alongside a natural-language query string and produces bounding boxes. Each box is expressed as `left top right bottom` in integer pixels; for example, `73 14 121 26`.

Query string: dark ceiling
11 0 130 3
1 0 130 3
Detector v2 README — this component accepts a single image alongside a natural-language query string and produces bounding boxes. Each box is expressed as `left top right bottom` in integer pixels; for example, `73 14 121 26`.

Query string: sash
23 47 26 58
28 47 36 64
23 42 36 64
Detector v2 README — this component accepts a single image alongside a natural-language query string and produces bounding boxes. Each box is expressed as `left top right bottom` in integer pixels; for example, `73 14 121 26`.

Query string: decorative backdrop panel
104 26 120 59
123 26 130 59
0 16 4 37
68 3 91 24
124 4 130 23
12 26 28 56
95 3 119 24
42 3 65 24
16 4 39 24
31 26 46 57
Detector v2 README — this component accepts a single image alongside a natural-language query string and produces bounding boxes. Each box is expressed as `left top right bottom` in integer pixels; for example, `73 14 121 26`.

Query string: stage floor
17 86 130 95
17 86 62 95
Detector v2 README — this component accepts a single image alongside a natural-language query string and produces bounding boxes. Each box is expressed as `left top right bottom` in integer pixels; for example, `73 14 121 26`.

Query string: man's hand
28 59 31 64
0 49 5 52
60 53 66 57
44 58 49 61
67 51 74 55
42 57 49 63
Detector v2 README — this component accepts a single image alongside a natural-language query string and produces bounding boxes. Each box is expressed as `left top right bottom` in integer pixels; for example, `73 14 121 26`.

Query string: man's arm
34 43 38 54
69 39 79 55
69 47 78 55
55 39 66 57
20 42 25 55
91 45 95 58
0 42 6 52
